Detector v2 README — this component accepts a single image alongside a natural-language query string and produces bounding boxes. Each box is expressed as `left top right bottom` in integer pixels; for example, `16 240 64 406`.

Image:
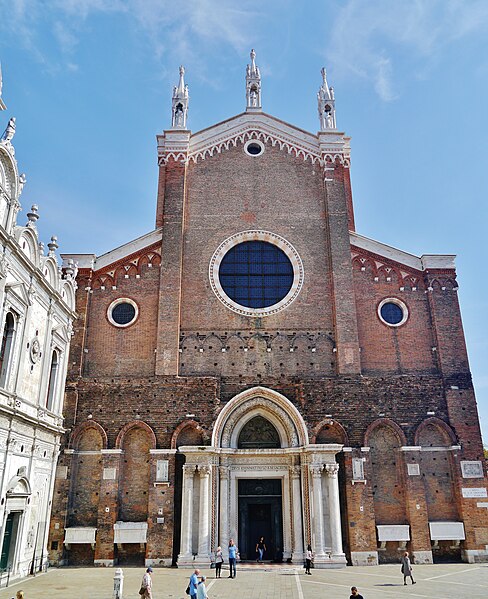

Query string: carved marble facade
0 105 77 579
177 387 346 568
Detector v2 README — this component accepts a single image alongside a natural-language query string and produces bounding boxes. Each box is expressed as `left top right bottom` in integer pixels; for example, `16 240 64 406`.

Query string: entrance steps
229 561 299 573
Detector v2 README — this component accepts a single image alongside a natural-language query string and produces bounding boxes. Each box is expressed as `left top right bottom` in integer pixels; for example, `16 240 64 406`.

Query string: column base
313 553 347 568
145 558 173 567
463 548 488 563
177 553 196 567
94 559 114 567
412 550 433 564
194 554 211 567
291 551 305 564
350 551 378 566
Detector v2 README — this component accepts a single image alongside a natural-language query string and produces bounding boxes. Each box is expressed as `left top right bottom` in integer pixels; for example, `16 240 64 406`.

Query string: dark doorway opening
238 479 283 561
0 512 20 570
171 453 185 565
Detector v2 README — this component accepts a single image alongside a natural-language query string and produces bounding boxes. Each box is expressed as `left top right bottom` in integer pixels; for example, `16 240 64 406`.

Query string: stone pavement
1 563 488 599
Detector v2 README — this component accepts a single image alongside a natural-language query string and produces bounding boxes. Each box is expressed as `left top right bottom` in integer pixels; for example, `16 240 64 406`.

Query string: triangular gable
5 280 31 306
159 112 349 166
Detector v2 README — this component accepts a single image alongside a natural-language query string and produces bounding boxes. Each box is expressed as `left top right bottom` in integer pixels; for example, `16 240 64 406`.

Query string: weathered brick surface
48 127 488 567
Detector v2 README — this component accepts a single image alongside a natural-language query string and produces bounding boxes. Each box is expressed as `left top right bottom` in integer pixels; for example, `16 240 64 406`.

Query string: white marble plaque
56 466 68 479
114 521 148 544
462 487 488 498
156 459 169 482
461 461 484 479
407 463 420 476
103 467 116 480
377 525 410 541
352 458 364 480
429 521 465 541
64 527 97 544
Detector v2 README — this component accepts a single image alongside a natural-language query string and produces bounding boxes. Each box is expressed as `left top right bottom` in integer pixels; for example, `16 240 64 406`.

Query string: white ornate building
0 72 77 580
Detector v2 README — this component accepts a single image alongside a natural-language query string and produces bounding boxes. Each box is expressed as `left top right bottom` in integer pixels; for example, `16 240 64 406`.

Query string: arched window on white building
0 312 16 388
46 350 59 411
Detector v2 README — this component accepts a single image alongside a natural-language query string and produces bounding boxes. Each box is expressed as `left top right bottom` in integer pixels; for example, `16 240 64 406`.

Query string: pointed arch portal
176 386 346 569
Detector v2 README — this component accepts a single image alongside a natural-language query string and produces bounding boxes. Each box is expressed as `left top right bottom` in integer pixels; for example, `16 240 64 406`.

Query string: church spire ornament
171 66 189 129
246 49 262 112
318 67 336 130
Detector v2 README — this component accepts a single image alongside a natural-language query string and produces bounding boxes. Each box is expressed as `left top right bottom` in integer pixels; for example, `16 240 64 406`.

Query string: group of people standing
139 546 417 598
214 538 239 578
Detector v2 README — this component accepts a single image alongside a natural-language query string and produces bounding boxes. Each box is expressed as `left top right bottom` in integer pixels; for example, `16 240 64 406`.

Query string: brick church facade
48 51 488 567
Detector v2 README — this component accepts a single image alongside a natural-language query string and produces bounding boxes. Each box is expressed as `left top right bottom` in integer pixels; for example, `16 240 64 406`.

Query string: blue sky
1 0 487 440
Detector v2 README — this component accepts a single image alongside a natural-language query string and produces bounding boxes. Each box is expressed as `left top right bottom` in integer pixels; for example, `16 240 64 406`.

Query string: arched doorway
177 386 346 568
0 474 31 572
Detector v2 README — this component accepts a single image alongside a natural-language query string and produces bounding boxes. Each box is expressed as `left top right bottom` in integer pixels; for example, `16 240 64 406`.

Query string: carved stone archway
178 386 346 570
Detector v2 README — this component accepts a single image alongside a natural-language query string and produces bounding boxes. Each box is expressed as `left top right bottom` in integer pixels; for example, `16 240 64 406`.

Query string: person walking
255 536 266 562
350 586 364 598
305 544 313 575
197 575 209 599
215 545 223 578
401 551 416 585
228 538 238 578
140 567 153 599
189 569 200 599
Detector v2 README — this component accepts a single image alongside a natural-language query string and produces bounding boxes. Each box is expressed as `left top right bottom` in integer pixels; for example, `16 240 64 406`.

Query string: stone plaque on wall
156 459 169 482
461 461 484 479
352 458 364 480
56 466 68 479
103 467 117 480
407 463 420 476
462 487 488 498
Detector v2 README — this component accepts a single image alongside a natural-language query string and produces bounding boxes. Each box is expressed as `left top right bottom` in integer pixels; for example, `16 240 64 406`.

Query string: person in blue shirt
189 569 200 599
228 539 239 578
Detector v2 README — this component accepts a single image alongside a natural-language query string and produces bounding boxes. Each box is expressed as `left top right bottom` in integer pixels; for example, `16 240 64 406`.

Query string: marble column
196 465 211 563
178 464 195 562
219 465 230 560
310 464 326 557
290 465 304 562
324 463 346 562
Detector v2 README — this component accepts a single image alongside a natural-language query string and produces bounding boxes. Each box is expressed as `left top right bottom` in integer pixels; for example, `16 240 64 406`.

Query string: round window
378 298 408 327
107 298 139 328
244 140 264 157
209 231 304 317
219 241 293 309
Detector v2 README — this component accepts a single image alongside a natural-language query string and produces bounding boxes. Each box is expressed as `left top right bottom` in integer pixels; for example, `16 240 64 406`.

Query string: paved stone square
1 563 488 599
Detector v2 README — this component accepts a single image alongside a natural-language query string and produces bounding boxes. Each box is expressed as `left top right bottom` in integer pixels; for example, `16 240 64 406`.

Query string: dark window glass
112 302 136 325
380 302 404 325
219 241 293 309
246 143 262 155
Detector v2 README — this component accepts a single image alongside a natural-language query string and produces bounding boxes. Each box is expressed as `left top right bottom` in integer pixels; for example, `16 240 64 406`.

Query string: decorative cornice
157 112 350 167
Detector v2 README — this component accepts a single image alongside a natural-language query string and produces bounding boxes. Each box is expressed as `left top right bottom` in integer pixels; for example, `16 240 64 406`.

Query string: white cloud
0 0 266 77
327 0 488 101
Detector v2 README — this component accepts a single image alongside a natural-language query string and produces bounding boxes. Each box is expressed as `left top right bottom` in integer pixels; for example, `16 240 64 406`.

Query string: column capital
290 465 301 479
324 463 339 478
183 464 195 477
198 464 211 477
219 465 230 480
309 464 323 478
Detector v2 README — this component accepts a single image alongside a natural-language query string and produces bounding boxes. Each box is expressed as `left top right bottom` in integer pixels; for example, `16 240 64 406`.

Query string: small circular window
378 298 408 327
107 298 139 328
244 140 264 157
